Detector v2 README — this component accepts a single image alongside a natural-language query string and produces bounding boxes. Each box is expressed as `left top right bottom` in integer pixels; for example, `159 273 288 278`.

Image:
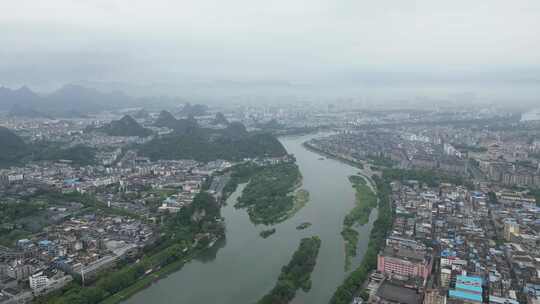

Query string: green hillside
0 127 29 167
138 122 286 162
93 115 153 137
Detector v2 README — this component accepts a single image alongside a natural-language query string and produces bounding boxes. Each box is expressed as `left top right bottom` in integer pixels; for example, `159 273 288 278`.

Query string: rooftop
376 281 422 304
382 246 427 263
449 290 483 303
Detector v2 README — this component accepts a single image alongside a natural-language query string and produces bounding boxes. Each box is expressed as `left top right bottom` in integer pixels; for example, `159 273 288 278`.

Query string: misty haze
1 1 539 304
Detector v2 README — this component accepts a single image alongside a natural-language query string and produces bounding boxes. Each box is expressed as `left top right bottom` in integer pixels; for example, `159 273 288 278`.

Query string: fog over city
3 2 540 304
1 0 540 104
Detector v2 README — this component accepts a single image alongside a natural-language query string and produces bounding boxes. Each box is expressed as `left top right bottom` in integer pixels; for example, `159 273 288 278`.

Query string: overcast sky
1 0 539 91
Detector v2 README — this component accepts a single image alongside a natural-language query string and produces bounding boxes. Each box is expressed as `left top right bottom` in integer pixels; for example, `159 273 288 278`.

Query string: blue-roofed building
448 275 484 304
63 178 80 188
441 249 457 258
38 239 57 255
449 290 483 303
38 240 52 248
455 275 483 294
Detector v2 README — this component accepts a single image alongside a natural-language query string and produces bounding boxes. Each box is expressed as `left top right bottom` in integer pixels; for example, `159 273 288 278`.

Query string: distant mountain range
8 104 52 119
88 115 153 137
0 85 130 117
0 84 186 118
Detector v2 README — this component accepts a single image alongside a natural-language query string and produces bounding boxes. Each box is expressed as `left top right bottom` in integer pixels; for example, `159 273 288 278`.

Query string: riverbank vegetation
341 227 359 271
235 163 303 225
291 189 310 215
344 176 377 226
257 236 322 304
330 174 394 304
36 192 224 304
221 163 264 200
296 222 312 230
260 228 276 238
342 175 378 270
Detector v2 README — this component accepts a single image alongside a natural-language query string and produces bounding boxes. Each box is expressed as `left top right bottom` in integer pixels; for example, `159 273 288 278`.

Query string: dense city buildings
1 0 539 302
341 173 538 304
0 106 295 303
1 103 540 304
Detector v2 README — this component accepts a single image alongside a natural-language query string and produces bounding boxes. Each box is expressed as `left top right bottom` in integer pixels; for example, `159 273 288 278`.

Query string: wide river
125 134 377 304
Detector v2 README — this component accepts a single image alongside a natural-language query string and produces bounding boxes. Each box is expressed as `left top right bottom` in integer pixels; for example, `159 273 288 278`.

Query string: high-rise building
503 220 520 241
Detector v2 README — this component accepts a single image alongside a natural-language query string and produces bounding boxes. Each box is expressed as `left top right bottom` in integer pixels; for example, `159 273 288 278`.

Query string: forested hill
0 126 29 167
138 122 287 162
211 112 229 125
90 115 153 137
153 110 201 135
179 102 208 117
154 110 178 129
0 127 97 168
